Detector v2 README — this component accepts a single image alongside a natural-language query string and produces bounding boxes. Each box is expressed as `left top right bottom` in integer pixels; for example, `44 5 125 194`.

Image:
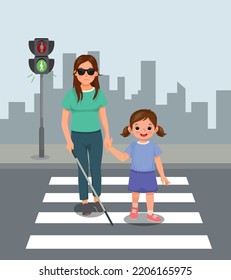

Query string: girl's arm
154 156 170 186
61 108 74 153
98 106 111 150
109 145 130 162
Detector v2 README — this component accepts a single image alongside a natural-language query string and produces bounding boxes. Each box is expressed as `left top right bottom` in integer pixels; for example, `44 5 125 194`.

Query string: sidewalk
1 144 231 169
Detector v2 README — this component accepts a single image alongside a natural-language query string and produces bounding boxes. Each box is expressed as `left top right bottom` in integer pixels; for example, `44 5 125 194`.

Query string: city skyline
2 1 231 130
0 52 230 144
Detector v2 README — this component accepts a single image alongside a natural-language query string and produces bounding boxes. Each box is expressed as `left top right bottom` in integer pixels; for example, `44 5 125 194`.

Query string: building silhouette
0 52 230 144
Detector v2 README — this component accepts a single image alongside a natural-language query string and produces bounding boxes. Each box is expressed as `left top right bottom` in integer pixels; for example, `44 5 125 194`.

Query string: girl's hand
161 176 170 186
66 140 74 154
104 136 112 151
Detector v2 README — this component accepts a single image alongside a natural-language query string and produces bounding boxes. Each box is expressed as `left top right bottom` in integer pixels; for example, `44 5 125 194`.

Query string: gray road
0 166 230 260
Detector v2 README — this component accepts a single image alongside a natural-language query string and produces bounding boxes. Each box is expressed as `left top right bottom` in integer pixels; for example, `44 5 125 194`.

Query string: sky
1 0 231 128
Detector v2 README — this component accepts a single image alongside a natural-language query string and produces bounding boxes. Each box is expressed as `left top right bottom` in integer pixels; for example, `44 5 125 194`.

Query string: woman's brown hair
73 54 101 102
121 109 166 137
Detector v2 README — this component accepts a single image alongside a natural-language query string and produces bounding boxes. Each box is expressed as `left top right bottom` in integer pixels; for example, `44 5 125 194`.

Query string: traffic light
28 38 54 74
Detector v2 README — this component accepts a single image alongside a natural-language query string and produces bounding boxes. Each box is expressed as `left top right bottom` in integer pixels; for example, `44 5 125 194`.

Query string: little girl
108 109 170 222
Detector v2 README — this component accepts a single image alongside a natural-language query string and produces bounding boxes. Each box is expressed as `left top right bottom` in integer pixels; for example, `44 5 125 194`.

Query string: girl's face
75 61 98 86
128 118 158 141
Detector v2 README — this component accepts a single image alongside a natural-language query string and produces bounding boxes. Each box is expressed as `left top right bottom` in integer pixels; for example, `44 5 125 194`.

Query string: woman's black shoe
93 201 104 212
82 203 91 216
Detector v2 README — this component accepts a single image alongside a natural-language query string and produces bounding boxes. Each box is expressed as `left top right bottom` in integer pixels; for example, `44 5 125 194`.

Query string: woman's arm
98 106 111 150
154 156 170 186
61 108 74 153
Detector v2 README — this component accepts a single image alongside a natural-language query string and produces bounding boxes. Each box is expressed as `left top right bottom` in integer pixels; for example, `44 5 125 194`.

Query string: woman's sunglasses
77 68 95 76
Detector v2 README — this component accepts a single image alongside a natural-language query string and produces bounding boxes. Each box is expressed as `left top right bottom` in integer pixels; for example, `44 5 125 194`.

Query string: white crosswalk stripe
49 176 189 186
43 192 195 203
26 175 212 250
35 212 203 224
26 235 212 249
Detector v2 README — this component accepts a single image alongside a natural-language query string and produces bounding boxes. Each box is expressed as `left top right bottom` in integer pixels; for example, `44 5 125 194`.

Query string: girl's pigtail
156 125 166 137
120 125 130 137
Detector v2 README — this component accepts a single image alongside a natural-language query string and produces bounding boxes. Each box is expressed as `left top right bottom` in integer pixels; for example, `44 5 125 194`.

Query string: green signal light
36 59 48 73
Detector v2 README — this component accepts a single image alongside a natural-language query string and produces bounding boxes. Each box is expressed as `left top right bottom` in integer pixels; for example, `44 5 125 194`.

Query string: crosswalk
26 176 212 250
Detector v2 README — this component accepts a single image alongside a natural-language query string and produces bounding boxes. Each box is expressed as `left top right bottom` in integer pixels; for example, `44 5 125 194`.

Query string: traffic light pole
39 74 44 158
28 38 54 158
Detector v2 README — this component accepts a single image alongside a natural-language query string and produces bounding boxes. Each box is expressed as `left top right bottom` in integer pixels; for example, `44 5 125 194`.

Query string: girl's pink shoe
130 207 138 219
147 213 161 223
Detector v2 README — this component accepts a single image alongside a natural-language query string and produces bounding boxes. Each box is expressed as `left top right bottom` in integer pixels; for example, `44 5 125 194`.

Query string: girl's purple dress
125 141 161 193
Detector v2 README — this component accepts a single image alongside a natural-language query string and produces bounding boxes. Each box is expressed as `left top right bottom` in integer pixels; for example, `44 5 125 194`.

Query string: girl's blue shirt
125 141 161 172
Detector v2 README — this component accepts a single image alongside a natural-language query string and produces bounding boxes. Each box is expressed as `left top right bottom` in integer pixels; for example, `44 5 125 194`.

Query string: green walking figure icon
36 59 47 73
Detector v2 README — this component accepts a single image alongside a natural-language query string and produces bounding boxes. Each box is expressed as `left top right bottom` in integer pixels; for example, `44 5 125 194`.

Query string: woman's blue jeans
71 130 103 201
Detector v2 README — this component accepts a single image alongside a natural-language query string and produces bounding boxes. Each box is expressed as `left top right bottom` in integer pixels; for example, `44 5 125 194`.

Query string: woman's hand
161 176 170 186
66 140 74 154
104 136 112 151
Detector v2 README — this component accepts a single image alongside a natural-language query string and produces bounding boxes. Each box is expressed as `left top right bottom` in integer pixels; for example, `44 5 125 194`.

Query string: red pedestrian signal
36 41 48 55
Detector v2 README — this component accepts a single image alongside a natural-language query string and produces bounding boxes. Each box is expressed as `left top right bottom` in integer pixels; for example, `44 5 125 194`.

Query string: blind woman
61 54 111 216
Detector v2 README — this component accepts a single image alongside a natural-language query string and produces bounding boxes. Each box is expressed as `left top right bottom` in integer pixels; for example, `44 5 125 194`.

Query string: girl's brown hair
121 109 166 137
73 54 101 102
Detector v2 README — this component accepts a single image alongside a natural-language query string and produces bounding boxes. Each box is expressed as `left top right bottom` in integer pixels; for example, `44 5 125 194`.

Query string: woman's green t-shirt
62 88 107 132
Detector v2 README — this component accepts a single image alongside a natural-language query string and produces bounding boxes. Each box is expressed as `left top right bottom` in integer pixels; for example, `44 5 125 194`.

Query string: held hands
104 136 113 152
161 176 170 186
